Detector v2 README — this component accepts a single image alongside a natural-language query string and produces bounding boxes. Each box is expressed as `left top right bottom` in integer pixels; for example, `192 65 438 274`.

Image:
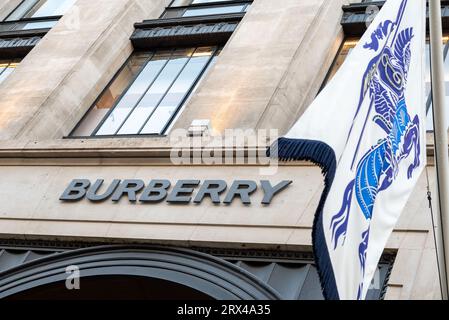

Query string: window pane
117 48 194 135
164 50 220 134
25 0 76 18
94 52 172 136
6 0 76 21
182 4 246 17
325 40 357 84
5 0 39 21
192 0 235 4
73 47 218 137
170 0 235 7
0 61 20 84
22 20 57 30
0 62 7 75
71 53 151 137
141 47 214 135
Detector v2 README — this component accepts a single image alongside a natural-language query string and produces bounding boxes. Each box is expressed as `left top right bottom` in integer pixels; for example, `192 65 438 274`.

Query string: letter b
60 179 90 201
140 180 171 203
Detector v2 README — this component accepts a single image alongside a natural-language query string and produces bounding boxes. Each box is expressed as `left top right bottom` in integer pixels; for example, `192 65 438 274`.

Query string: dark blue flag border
268 137 339 300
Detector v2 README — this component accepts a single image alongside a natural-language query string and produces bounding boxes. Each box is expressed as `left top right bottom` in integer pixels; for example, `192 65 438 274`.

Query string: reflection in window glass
72 47 217 137
182 4 247 17
115 49 194 135
71 53 152 137
325 37 449 132
0 60 21 84
141 47 215 134
22 20 57 30
164 49 221 134
171 0 235 6
164 0 251 18
5 0 76 21
4 0 38 21
324 39 357 84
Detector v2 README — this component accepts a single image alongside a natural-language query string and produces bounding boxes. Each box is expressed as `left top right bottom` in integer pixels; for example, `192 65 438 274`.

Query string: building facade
0 0 445 299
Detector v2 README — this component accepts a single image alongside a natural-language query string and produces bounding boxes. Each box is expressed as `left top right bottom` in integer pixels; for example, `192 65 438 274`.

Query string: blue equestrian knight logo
328 0 421 298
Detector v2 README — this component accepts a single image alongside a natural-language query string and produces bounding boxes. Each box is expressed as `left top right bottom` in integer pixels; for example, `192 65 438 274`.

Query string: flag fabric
270 0 426 300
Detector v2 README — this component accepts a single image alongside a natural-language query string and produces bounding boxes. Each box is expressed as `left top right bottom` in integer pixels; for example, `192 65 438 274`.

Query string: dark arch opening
0 245 281 300
6 275 213 300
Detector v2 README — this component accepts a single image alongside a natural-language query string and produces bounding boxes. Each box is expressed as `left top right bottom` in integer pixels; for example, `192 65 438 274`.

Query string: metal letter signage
60 179 292 206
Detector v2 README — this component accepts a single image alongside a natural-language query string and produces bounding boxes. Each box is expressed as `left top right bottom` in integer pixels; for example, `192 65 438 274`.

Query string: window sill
0 28 50 39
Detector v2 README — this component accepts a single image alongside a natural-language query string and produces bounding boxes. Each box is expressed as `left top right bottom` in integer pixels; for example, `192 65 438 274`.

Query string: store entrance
0 245 281 300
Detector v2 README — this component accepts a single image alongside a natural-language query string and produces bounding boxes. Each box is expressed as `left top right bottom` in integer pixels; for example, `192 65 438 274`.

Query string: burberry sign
60 179 292 205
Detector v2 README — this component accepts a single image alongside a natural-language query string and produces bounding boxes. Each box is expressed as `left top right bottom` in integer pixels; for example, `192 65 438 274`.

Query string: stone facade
0 0 442 299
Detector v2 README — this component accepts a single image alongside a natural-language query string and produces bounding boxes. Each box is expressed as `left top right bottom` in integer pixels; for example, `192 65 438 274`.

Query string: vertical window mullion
111 50 174 136
160 47 217 135
137 48 197 135
0 62 11 84
21 0 42 19
5 0 38 21
72 53 154 137
0 63 8 77
90 51 159 136
426 42 433 115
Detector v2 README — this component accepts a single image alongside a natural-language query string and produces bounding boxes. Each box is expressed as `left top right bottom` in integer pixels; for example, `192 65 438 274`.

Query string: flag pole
429 0 449 300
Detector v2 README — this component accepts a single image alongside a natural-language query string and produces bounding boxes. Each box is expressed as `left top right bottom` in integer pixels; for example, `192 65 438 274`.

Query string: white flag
270 0 426 300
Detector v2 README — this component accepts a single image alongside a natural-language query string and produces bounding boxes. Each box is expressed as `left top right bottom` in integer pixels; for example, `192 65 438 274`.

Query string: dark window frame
69 46 220 138
162 0 252 19
69 0 248 139
0 58 21 84
0 0 75 37
3 0 74 22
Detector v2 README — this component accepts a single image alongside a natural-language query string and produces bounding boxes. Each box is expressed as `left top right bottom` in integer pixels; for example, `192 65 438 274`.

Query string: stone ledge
131 13 244 49
0 36 42 58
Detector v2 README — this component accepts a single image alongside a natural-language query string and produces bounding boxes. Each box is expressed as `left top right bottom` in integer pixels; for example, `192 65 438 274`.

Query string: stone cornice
131 13 245 49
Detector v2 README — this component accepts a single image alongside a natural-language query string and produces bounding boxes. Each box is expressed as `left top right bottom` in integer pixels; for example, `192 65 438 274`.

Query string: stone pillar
172 0 347 135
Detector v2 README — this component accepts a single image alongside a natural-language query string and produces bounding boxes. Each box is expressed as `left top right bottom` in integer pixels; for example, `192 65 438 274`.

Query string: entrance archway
0 245 281 300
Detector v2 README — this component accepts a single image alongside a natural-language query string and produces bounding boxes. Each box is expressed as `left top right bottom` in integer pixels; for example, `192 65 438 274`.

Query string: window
2 0 76 31
182 4 248 17
325 36 449 131
163 0 251 19
0 59 20 84
171 0 240 5
324 39 358 83
71 46 219 137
